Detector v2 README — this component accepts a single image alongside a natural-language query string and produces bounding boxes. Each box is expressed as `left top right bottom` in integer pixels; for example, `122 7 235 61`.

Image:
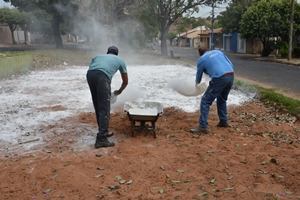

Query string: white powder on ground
128 108 158 116
0 64 255 147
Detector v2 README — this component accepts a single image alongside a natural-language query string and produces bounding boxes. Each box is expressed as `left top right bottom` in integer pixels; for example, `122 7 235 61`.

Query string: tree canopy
4 0 79 48
239 0 300 56
219 0 256 34
153 0 222 55
0 7 34 44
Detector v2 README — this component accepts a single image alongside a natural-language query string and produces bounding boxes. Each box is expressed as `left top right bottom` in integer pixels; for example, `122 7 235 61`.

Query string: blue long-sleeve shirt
196 50 234 84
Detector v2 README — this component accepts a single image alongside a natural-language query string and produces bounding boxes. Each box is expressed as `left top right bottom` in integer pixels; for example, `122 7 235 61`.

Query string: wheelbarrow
124 101 163 138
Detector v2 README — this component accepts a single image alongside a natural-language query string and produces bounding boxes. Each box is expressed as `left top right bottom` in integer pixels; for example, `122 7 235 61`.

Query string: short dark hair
107 46 119 55
198 46 207 56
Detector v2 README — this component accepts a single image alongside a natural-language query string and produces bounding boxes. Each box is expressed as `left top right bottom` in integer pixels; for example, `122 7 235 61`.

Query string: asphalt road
154 44 300 97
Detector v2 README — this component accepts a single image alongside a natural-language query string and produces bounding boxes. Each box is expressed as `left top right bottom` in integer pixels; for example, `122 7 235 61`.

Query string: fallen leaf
159 189 164 194
94 174 103 178
285 190 293 195
171 180 180 184
43 188 51 194
224 187 234 191
228 175 234 180
52 174 58 179
210 178 216 183
115 175 122 180
198 192 208 197
177 169 184 173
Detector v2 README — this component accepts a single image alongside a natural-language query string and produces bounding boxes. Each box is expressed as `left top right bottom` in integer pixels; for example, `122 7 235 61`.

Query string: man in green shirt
87 46 128 148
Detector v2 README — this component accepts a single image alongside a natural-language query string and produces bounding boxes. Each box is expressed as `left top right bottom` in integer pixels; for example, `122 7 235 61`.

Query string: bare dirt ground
1 99 300 200
1 49 300 199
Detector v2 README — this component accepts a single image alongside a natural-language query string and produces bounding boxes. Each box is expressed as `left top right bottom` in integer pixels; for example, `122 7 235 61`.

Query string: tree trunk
52 14 63 48
9 24 17 44
161 30 168 56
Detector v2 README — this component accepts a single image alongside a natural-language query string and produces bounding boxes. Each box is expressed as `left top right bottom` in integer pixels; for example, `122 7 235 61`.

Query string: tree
219 0 256 34
168 31 177 45
0 7 19 44
18 12 35 44
152 0 222 56
76 0 157 48
5 0 79 48
240 0 280 56
239 0 300 57
189 17 206 29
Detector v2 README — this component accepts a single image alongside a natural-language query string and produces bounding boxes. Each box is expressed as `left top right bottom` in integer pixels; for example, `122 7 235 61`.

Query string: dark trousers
86 70 111 139
199 75 234 128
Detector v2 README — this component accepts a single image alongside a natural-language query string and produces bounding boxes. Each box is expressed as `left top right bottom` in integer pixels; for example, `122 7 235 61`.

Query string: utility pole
211 1 215 50
288 0 295 61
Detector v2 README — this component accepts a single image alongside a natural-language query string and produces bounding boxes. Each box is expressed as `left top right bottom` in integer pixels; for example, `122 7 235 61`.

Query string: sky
0 63 255 151
0 0 10 7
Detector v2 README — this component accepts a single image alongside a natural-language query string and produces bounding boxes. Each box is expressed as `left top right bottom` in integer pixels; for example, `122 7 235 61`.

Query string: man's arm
114 73 128 95
195 60 204 84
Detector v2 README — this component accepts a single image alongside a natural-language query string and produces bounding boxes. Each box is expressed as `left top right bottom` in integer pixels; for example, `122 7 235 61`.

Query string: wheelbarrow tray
124 102 163 138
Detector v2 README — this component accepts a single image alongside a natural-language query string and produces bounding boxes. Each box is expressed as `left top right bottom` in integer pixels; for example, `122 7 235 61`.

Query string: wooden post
288 0 295 61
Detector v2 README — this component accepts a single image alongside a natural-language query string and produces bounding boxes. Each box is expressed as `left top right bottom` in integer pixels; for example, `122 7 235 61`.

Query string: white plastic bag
168 76 207 96
111 92 118 104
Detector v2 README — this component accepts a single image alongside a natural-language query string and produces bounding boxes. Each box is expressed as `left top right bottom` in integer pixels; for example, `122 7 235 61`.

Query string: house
178 25 207 48
0 24 13 43
223 32 263 54
0 23 27 44
199 27 223 50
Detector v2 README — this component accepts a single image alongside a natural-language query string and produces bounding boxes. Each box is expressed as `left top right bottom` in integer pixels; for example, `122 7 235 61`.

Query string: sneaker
94 137 115 148
190 125 209 134
216 121 231 128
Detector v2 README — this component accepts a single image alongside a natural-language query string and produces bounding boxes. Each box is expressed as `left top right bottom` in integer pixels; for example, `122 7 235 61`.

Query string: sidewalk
254 56 300 66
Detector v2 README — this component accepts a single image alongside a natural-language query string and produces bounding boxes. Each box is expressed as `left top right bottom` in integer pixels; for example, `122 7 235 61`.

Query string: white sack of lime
168 76 207 96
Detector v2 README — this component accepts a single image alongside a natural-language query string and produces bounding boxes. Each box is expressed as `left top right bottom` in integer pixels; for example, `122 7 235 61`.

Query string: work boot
104 131 114 137
94 137 115 148
216 121 231 128
190 125 209 134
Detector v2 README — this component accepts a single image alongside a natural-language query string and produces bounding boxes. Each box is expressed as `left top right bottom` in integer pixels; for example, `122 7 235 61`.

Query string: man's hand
113 90 121 95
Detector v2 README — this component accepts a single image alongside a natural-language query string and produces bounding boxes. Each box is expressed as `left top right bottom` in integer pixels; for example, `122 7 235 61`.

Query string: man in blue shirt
87 46 128 148
191 46 234 134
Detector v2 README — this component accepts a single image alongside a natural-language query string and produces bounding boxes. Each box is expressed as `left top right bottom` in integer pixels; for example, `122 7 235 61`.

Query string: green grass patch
232 79 258 97
258 88 300 116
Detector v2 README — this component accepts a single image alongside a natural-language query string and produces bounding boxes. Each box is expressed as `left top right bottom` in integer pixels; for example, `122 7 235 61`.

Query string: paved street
154 44 300 98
